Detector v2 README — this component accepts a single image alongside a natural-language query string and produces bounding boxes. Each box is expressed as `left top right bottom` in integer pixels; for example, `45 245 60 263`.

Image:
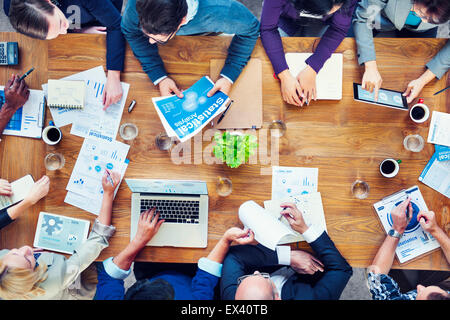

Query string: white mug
379 158 401 178
42 121 62 145
409 102 430 123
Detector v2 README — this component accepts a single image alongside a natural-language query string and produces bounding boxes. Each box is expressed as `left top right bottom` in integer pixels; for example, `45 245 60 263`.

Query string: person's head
234 271 281 300
0 246 47 300
8 0 70 40
416 280 450 300
136 0 188 45
413 0 450 24
290 0 349 17
124 278 175 300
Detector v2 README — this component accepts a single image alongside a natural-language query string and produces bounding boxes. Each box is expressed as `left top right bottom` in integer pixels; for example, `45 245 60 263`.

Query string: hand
80 26 107 34
3 74 30 112
278 69 303 107
0 179 12 196
403 77 426 104
23 176 50 205
103 71 123 110
296 65 317 106
362 61 383 101
290 250 324 275
158 77 184 98
418 211 440 235
207 77 232 97
390 197 412 234
279 202 308 234
133 208 164 246
101 169 121 196
223 227 255 245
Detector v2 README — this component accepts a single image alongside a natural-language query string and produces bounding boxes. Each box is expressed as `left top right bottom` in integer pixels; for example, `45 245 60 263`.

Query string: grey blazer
353 0 449 79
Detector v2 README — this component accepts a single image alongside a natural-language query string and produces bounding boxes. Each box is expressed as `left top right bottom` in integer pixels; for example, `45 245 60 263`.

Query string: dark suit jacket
220 231 353 300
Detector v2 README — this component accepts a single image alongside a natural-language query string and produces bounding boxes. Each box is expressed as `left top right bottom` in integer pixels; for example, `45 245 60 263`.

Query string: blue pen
106 170 114 187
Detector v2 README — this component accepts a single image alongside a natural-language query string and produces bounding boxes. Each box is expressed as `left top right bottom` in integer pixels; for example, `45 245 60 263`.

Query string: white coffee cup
379 158 401 178
42 122 62 145
409 102 430 123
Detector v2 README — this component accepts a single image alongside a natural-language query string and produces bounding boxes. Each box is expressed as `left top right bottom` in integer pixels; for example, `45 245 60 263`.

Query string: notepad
0 175 34 210
285 53 343 100
47 80 85 109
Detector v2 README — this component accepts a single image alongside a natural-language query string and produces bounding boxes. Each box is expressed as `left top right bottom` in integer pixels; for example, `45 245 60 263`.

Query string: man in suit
220 202 353 300
352 0 450 103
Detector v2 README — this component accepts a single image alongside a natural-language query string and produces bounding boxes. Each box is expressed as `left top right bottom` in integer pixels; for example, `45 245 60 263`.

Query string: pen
128 100 136 113
18 67 34 82
217 100 234 124
106 169 114 187
433 85 450 96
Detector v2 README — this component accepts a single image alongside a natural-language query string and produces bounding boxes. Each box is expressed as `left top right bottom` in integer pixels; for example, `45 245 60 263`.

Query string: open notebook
0 175 34 210
47 79 85 109
285 53 343 100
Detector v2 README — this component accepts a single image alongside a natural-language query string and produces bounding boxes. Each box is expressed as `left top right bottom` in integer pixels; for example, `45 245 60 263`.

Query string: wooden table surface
0 32 449 270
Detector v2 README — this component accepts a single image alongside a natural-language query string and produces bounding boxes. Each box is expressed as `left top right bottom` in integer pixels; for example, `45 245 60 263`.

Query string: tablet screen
354 84 407 110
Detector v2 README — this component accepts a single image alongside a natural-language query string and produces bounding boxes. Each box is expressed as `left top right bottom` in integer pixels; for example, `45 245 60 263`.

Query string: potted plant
213 131 258 168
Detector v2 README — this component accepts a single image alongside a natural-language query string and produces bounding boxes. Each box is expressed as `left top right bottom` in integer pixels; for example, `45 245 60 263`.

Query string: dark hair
8 0 55 40
414 0 450 24
290 0 350 16
136 0 188 36
427 279 450 301
124 278 175 300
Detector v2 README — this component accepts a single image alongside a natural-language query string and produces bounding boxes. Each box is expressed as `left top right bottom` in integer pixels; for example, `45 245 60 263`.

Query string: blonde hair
0 258 48 300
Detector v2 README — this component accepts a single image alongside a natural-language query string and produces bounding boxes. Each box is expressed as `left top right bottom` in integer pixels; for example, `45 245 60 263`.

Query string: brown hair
428 279 450 300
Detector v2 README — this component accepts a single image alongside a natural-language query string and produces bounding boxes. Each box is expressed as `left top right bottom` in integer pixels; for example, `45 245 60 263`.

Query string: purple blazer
260 0 358 75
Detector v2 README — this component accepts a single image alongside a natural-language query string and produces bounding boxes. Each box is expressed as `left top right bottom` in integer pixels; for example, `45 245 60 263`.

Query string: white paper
285 53 343 100
272 166 318 200
0 175 34 210
238 200 296 251
427 111 450 147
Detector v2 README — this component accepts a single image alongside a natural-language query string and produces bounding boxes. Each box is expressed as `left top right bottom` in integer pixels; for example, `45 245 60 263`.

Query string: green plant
213 131 258 168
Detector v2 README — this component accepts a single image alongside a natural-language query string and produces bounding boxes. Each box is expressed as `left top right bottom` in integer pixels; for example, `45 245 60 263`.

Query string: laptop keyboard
140 199 200 224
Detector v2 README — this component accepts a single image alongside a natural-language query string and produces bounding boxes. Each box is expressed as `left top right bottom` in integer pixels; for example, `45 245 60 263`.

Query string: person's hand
158 77 184 98
3 74 30 112
296 65 317 106
80 26 107 34
101 169 121 196
0 179 12 196
207 77 232 98
103 70 123 110
23 176 50 205
290 250 324 275
223 227 255 245
133 208 164 246
362 61 383 101
390 197 412 234
403 77 426 104
418 211 440 235
279 202 308 234
278 69 303 107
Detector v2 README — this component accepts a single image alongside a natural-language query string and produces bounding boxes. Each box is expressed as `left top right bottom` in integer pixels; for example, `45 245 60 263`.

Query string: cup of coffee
42 121 62 145
380 158 402 178
409 100 429 123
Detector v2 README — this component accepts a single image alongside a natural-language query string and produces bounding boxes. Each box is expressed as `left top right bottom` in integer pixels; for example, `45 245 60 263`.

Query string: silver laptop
126 179 208 248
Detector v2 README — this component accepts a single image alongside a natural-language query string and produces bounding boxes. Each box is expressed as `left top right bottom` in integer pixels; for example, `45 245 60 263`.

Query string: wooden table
1 32 449 271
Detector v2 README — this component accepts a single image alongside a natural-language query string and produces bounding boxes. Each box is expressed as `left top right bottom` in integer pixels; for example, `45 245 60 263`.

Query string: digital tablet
353 83 408 111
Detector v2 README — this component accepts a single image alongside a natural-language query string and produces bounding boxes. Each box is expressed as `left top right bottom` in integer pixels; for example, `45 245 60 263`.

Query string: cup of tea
409 100 429 123
42 121 62 145
380 158 402 178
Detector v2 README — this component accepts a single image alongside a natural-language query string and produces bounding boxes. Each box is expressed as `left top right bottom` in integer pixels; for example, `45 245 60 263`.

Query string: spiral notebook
47 79 85 109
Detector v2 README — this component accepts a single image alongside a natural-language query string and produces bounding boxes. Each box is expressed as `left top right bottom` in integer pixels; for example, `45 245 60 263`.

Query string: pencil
18 67 34 82
433 85 450 96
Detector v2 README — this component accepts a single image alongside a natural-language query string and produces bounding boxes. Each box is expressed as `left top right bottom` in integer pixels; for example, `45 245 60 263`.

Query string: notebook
285 53 343 100
209 58 263 129
47 79 85 109
0 175 34 210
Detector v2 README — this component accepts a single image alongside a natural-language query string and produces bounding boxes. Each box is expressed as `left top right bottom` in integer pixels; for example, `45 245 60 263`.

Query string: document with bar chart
0 86 45 138
271 166 318 200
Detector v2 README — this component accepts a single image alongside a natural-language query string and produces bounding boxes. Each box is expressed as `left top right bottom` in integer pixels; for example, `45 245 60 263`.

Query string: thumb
403 85 412 97
207 85 218 98
172 86 184 98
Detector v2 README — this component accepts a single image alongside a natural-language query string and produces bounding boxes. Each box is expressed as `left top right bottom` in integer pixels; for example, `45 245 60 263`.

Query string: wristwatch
388 229 403 239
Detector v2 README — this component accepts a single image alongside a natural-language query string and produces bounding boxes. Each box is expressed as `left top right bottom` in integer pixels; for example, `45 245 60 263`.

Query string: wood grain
1 33 449 271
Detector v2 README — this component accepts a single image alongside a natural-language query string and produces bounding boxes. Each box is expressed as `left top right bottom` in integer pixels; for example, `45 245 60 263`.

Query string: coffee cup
409 100 429 123
42 121 62 145
380 158 401 178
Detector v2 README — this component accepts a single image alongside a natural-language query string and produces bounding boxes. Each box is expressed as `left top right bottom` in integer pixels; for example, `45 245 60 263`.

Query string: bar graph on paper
272 166 319 200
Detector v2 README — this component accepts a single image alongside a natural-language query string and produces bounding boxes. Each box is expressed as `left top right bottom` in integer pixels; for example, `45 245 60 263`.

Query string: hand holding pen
3 74 30 113
279 202 309 234
102 169 121 195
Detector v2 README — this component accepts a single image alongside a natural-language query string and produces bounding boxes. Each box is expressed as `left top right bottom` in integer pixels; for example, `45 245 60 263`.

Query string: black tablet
353 83 408 111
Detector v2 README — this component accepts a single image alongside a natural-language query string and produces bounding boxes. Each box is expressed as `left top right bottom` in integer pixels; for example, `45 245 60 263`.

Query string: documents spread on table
42 66 130 142
373 186 441 263
0 86 45 139
0 174 34 210
285 53 343 100
427 111 450 147
152 76 230 142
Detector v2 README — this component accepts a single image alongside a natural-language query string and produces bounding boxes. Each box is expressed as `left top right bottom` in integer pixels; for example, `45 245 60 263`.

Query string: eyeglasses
142 29 176 45
237 272 277 300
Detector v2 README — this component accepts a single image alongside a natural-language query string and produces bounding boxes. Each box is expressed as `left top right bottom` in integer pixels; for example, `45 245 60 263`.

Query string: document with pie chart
373 186 441 264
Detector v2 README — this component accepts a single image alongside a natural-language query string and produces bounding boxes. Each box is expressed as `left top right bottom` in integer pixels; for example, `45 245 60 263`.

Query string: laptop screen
125 179 208 195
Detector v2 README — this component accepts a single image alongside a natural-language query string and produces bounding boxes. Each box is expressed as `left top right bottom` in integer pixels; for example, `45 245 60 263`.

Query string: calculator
0 42 19 65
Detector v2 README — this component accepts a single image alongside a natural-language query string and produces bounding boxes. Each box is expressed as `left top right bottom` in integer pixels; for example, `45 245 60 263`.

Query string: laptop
126 179 208 248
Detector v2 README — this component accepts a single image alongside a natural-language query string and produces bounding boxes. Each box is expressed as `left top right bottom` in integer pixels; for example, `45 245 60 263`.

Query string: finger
312 87 317 101
172 85 184 98
374 85 380 102
280 202 296 209
155 218 164 231
10 74 20 91
151 211 161 226
207 85 218 98
361 81 366 90
6 74 15 88
311 256 324 267
403 85 412 97
97 26 107 31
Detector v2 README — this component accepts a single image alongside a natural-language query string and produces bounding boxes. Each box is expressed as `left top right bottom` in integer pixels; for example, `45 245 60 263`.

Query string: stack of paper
152 76 230 142
42 66 130 142
427 111 450 147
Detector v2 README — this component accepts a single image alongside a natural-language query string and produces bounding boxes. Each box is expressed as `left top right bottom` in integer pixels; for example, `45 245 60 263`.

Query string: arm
417 210 450 264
